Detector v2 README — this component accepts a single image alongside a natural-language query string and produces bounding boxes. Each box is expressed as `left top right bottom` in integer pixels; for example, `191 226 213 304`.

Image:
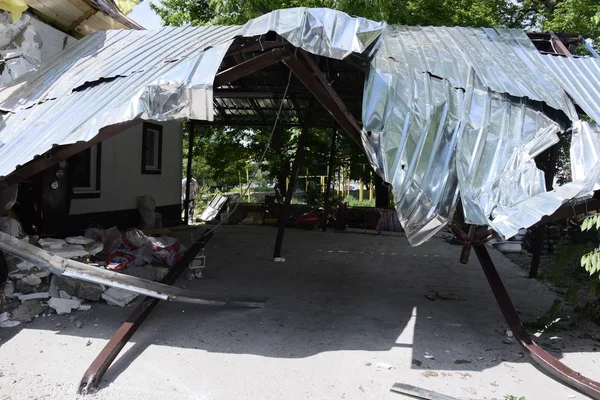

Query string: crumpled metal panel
0 38 233 177
363 27 564 245
0 12 41 85
536 54 600 125
490 121 600 238
240 7 386 60
383 26 577 120
0 25 241 111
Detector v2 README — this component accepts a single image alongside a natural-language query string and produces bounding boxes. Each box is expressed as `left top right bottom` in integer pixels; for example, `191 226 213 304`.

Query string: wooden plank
66 0 94 14
26 0 73 28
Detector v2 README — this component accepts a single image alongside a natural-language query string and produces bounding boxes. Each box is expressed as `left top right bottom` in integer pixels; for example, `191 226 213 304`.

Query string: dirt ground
1 225 600 400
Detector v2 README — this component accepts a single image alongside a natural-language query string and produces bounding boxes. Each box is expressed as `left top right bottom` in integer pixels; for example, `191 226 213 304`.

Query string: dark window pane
72 148 91 187
145 130 155 166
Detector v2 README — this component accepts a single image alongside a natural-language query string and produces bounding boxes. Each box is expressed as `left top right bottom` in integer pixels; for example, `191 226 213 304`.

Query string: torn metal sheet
0 12 41 85
240 7 385 60
0 230 265 308
536 54 600 125
380 26 577 120
0 8 383 181
362 28 562 245
490 120 600 239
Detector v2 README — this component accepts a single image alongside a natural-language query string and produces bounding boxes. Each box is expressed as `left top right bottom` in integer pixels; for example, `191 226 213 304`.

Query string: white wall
69 120 183 215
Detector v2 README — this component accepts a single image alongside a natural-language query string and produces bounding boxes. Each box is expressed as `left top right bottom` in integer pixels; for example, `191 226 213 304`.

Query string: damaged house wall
0 11 77 85
69 120 183 219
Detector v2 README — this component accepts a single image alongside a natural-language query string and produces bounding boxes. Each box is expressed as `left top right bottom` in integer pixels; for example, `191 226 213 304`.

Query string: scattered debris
20 274 41 287
273 257 286 262
18 292 49 301
48 244 89 259
412 359 422 367
78 304 91 311
391 383 458 400
38 238 67 249
376 362 393 370
505 328 514 338
49 297 82 315
66 236 95 245
424 352 435 359
0 319 20 328
52 275 105 302
102 287 138 307
454 359 472 364
11 301 44 322
86 340 92 346
75 320 83 328
421 371 439 378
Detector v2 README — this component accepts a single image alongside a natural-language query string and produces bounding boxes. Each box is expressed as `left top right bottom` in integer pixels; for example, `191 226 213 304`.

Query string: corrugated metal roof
0 25 241 111
536 54 600 125
384 26 577 120
362 28 562 244
0 25 240 177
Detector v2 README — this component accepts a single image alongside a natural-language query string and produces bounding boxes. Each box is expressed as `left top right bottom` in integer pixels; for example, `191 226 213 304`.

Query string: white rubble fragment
38 238 67 249
48 297 81 315
102 287 138 307
16 260 35 270
78 304 91 311
87 242 104 256
48 244 88 258
0 312 9 322
8 271 25 279
20 274 42 286
375 362 393 370
18 292 50 301
0 320 20 328
0 216 20 237
66 236 95 245
32 269 51 279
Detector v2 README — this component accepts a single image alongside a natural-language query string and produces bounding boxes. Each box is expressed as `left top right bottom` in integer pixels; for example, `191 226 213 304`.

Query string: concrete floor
1 225 600 400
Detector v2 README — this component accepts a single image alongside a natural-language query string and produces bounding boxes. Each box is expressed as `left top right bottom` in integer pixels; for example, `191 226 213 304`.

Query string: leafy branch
580 214 600 279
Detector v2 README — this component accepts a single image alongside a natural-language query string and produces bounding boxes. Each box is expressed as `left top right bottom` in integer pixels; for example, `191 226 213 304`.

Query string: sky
128 1 163 29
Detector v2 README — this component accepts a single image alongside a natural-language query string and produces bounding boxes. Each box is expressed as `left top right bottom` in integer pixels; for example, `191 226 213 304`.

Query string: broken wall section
0 11 77 85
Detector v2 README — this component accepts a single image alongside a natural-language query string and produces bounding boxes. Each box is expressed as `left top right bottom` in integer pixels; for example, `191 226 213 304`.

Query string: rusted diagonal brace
282 55 363 148
213 48 292 88
473 244 600 399
78 230 259 394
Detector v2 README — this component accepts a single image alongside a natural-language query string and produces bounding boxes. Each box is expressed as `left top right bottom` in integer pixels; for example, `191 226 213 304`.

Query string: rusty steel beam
213 48 291 88
282 55 363 148
0 119 143 189
78 230 214 394
473 243 600 399
225 38 289 57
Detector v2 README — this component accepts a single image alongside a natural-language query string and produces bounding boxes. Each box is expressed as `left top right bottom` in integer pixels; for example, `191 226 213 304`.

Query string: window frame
71 143 102 199
141 122 163 175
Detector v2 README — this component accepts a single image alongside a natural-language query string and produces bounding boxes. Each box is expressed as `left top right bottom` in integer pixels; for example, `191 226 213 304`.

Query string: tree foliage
581 214 600 279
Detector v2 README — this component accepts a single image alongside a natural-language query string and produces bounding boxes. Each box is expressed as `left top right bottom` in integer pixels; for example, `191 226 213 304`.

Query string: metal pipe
273 122 309 258
473 243 600 399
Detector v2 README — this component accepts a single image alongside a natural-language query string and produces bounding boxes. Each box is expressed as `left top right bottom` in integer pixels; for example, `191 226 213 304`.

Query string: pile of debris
0 218 188 328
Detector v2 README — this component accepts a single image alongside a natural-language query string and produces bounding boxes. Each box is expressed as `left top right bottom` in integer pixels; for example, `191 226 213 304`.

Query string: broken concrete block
102 287 138 307
87 242 104 256
0 311 9 322
12 301 44 322
52 275 105 301
2 280 14 296
14 280 36 294
20 274 41 287
18 292 49 301
48 244 88 259
0 216 20 237
38 238 67 249
124 265 168 281
0 319 20 328
59 290 71 299
48 297 81 315
66 236 95 245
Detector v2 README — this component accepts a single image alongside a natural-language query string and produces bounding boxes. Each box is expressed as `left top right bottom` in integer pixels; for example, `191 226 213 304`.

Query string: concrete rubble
0 220 186 326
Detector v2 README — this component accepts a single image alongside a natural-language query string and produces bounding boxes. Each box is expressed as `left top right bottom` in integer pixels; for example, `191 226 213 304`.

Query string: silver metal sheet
382 26 576 119
0 12 42 85
537 54 600 125
363 27 563 245
240 7 386 60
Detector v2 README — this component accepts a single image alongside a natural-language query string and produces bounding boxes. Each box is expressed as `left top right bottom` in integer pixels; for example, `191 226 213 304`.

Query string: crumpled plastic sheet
0 11 41 85
362 29 563 245
240 7 386 60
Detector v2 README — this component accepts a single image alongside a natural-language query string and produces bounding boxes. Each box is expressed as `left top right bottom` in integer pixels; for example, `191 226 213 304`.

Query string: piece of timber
473 243 600 399
0 230 266 307
213 48 291 88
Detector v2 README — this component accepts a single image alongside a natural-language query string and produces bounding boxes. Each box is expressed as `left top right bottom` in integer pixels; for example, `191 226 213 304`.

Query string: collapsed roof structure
1 6 600 397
